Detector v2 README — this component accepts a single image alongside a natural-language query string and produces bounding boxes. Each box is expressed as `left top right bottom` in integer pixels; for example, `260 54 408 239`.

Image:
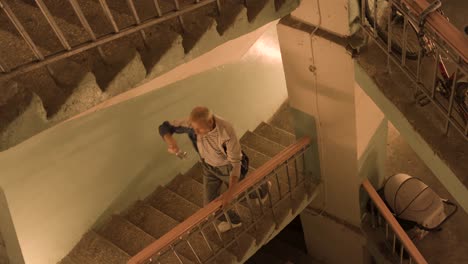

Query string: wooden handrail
362 179 428 264
128 136 311 264
401 0 468 62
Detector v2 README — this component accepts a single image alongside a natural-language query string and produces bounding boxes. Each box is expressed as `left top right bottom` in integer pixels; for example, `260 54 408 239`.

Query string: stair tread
125 201 179 238
1 0 88 53
126 201 236 263
269 102 295 134
240 131 285 158
146 186 200 222
166 173 204 207
0 28 37 69
97 215 155 256
68 231 130 264
254 122 296 147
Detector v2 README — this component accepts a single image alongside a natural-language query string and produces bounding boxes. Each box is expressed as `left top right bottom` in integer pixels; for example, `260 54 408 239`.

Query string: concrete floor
386 122 468 264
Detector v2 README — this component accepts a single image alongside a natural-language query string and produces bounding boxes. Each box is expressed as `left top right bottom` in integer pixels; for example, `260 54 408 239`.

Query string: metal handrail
359 0 468 141
402 0 468 62
127 136 311 264
362 179 428 264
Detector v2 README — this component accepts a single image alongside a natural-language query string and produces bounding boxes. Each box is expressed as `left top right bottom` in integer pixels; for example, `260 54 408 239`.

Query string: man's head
189 106 214 136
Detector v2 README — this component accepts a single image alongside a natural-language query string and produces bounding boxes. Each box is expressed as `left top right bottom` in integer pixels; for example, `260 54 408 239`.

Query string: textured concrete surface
0 0 299 152
386 122 468 264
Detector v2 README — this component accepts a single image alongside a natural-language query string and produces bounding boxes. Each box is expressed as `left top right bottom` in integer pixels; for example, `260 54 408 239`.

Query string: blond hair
189 106 213 125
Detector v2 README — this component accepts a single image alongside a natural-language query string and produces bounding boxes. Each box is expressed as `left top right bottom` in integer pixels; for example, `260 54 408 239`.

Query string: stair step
240 131 285 157
2 0 88 54
186 162 204 184
0 28 37 69
243 145 302 188
254 122 296 147
68 231 130 264
166 173 204 207
269 101 295 134
125 201 234 263
125 201 179 238
146 186 200 222
96 215 155 256
242 144 270 169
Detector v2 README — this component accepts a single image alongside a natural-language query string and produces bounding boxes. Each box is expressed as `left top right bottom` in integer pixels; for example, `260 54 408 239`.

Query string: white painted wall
0 24 288 264
278 22 362 224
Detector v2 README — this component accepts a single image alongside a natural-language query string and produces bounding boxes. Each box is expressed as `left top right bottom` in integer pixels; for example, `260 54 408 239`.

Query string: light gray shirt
169 115 242 178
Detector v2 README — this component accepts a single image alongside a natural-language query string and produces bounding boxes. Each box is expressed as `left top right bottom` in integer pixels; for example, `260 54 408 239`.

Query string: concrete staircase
58 103 319 264
0 0 299 151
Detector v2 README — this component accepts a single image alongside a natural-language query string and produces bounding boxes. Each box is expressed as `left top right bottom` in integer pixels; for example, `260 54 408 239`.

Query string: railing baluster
211 216 224 244
185 238 202 264
360 0 365 25
152 0 163 17
400 244 404 264
172 0 186 30
386 222 389 239
392 233 397 253
215 0 221 14
370 201 376 228
294 156 300 188
285 160 294 207
34 0 71 50
125 0 148 45
68 0 106 59
274 171 282 201
401 15 408 66
431 50 440 99
0 0 44 60
97 0 119 33
254 187 266 215
373 0 377 38
244 190 259 232
170 245 184 264
198 225 214 255
265 179 279 228
387 0 393 72
416 49 423 82
444 62 459 134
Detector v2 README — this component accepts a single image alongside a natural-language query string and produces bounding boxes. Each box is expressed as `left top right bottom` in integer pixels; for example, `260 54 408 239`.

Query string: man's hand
164 134 179 154
167 144 179 154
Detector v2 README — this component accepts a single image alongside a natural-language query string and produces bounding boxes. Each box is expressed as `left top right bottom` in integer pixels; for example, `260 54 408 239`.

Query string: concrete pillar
277 0 371 263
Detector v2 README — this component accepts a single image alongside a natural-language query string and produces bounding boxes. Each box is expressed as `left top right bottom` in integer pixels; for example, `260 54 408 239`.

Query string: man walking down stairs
158 106 271 233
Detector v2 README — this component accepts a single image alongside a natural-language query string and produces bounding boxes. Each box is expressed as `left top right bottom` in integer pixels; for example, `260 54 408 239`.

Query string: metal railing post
126 0 148 46
0 0 44 60
35 0 71 50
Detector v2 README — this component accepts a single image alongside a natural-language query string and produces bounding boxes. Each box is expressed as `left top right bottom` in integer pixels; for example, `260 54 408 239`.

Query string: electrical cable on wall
307 0 328 217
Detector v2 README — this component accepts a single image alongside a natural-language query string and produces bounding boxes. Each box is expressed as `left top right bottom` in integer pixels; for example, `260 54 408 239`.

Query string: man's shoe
217 221 242 233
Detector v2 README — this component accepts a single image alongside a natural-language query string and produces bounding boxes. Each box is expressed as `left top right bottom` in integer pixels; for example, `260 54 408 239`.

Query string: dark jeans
201 161 269 224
